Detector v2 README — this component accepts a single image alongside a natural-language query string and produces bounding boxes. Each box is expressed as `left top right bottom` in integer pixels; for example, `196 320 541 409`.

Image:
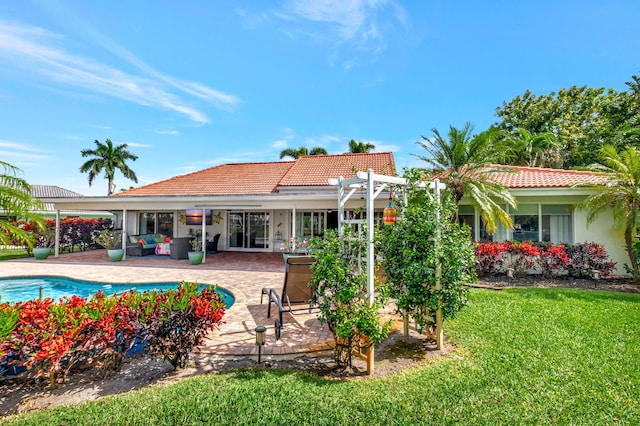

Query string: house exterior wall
462 190 630 276
573 208 628 276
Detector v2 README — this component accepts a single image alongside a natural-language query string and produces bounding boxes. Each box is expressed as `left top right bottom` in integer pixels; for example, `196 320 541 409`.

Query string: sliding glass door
227 211 270 249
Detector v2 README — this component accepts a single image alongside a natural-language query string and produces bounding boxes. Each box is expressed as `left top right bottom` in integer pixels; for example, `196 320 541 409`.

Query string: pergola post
430 179 445 350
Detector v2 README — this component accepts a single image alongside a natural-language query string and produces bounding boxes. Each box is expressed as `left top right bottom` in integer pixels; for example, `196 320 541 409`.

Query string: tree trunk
624 226 640 285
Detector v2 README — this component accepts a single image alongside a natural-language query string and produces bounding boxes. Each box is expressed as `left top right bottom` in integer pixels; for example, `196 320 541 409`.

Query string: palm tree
414 122 517 234
279 146 327 159
501 128 561 168
79 139 139 195
0 160 45 248
576 145 640 283
347 139 375 153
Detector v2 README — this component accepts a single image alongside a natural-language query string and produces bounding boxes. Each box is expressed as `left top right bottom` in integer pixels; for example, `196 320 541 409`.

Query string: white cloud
0 20 240 124
0 140 44 152
274 0 408 63
123 142 152 148
156 130 180 136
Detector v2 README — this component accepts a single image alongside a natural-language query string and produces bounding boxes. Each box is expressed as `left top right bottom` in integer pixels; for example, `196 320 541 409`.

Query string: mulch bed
475 275 640 294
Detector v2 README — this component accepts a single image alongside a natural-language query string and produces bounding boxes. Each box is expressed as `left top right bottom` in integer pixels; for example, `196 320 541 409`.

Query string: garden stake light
255 325 266 364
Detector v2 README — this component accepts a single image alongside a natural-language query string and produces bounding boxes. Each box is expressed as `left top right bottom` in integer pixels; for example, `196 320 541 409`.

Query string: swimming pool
0 276 235 308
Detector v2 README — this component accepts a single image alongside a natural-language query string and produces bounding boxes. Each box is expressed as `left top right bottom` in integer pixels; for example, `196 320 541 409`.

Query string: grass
0 249 28 260
5 287 640 425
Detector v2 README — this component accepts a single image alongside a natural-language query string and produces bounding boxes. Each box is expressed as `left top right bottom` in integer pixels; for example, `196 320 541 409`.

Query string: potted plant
188 238 204 265
92 229 124 262
33 227 56 260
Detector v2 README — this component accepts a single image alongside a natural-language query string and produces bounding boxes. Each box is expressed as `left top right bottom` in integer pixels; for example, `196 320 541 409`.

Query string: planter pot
188 251 204 265
107 248 125 262
33 247 51 260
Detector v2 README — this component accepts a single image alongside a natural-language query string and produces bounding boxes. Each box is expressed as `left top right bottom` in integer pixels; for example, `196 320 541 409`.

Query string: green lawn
5 288 640 425
0 249 28 260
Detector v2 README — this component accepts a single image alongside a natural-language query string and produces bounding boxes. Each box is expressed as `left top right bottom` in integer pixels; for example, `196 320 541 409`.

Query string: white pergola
329 169 446 374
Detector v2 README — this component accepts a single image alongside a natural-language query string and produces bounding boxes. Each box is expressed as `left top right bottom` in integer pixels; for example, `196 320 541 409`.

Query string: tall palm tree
576 145 640 283
279 146 327 160
414 122 517 234
79 139 138 195
348 139 375 153
0 160 45 248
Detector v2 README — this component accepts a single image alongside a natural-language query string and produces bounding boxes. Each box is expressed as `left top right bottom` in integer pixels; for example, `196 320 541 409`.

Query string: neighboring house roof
114 152 396 197
31 185 84 198
485 165 606 188
31 185 84 212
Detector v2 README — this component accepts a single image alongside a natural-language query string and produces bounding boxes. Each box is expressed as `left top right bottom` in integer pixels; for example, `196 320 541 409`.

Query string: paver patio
0 250 335 360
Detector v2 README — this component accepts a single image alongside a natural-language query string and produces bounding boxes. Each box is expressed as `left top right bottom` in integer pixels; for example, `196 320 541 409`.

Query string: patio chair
261 255 316 340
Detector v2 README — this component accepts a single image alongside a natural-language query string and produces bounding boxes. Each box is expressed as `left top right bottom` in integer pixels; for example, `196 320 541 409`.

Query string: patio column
291 207 296 246
201 208 206 263
122 209 127 260
54 209 60 257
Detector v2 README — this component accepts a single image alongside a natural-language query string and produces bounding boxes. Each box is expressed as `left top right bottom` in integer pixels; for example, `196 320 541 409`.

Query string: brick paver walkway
0 250 334 360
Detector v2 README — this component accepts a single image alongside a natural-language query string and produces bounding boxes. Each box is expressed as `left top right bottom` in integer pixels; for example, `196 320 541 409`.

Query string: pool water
0 276 234 308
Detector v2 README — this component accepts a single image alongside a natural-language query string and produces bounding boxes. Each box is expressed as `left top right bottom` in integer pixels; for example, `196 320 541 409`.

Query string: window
227 211 270 249
138 212 174 236
542 205 572 243
512 205 539 242
462 203 573 244
294 211 326 238
458 205 476 239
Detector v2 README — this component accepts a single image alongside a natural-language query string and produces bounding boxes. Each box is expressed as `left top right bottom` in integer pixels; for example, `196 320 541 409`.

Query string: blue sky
1 1 639 196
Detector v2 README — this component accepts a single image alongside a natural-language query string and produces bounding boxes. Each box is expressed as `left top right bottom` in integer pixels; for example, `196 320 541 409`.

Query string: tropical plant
414 122 517 234
500 128 561 168
310 228 391 369
79 139 139 195
378 168 476 335
279 146 327 159
0 160 45 249
565 242 616 279
494 83 638 168
347 139 375 153
189 238 202 252
576 145 640 283
92 228 122 250
0 283 226 387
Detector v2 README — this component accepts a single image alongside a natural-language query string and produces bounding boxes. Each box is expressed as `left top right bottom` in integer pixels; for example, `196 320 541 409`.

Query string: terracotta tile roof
482 165 607 188
114 161 295 196
113 153 396 197
278 152 396 187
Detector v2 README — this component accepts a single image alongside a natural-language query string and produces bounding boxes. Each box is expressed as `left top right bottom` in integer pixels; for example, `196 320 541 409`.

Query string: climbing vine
310 228 391 369
378 168 476 334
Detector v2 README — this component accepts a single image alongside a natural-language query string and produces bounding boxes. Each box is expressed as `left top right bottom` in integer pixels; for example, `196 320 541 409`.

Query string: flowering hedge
16 217 114 253
474 241 615 278
0 282 226 388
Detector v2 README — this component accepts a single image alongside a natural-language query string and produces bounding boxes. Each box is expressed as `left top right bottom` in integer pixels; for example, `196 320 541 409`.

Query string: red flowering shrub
139 283 226 369
474 242 509 276
16 218 113 253
0 282 227 387
537 243 570 278
565 242 616 278
506 241 540 277
472 241 615 279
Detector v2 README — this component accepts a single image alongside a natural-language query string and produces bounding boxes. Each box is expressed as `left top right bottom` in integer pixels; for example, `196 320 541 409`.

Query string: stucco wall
573 208 629 276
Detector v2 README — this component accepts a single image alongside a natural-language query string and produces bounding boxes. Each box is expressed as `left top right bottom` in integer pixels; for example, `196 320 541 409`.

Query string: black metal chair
260 256 316 340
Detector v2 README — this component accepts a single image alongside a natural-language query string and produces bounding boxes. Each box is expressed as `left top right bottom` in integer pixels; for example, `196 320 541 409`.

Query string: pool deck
0 250 335 361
